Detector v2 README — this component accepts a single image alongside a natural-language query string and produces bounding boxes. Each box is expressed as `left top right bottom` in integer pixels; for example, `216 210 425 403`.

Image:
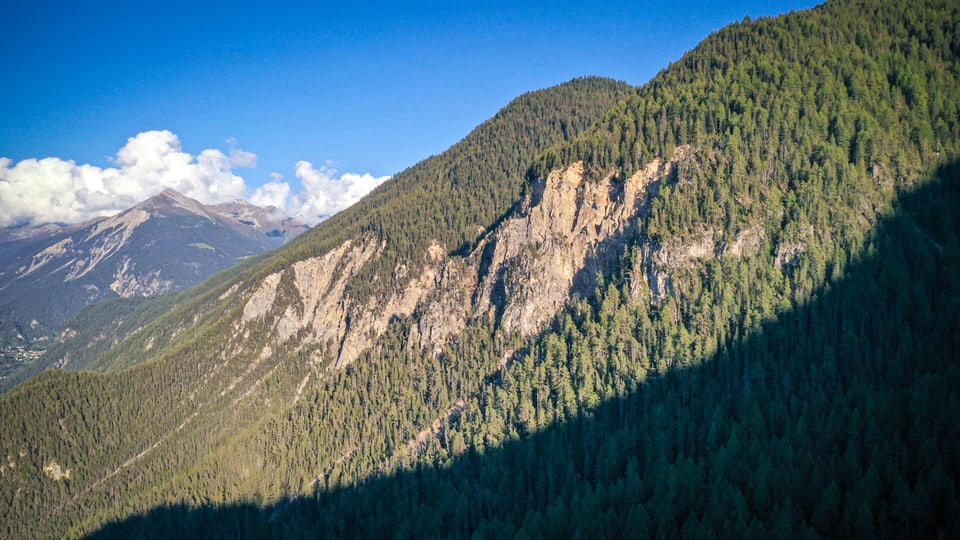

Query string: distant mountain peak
210 198 309 241
0 189 307 352
136 188 216 220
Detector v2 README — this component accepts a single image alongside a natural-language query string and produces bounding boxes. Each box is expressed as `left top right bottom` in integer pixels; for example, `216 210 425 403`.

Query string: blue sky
0 0 817 226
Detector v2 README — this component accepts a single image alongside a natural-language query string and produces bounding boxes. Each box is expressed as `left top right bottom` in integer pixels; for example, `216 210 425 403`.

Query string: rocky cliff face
469 157 672 336
237 144 819 373
238 153 682 368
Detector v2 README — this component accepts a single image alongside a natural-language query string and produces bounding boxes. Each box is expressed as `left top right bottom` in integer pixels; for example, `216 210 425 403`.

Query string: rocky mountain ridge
57 77 634 379
230 143 833 376
0 189 307 350
233 152 677 370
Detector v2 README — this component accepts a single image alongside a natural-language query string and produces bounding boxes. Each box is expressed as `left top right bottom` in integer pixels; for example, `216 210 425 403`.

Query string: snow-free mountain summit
0 188 306 351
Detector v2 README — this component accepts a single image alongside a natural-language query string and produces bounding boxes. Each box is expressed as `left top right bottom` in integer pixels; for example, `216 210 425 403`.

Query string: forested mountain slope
0 77 633 538
52 76 633 375
92 157 960 539
1 0 959 537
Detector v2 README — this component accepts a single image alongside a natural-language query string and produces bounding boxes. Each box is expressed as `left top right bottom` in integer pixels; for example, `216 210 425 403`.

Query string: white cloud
0 130 390 228
253 161 390 226
250 180 291 210
293 161 390 225
0 130 252 227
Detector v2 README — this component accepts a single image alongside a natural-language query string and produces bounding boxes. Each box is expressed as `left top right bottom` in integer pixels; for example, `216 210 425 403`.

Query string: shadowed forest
86 161 959 539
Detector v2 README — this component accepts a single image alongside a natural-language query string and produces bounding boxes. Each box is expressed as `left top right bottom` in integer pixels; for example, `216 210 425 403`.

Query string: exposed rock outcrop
42 461 71 481
471 158 671 336
109 257 174 297
240 155 680 367
775 241 807 269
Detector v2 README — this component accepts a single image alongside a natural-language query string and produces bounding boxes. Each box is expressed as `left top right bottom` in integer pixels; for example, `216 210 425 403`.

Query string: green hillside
1 0 958 537
0 77 633 538
91 158 960 539
72 76 633 376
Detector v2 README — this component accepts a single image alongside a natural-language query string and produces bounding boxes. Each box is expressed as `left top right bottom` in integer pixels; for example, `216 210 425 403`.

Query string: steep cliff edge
235 153 679 369
470 157 673 337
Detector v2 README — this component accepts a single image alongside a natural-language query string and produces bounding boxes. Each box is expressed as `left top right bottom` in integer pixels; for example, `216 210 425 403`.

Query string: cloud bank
0 130 389 228
251 161 390 225
0 131 252 227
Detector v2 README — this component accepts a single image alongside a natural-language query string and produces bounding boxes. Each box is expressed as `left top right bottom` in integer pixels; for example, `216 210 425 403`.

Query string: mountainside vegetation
0 77 634 538
91 158 960 539
47 76 633 380
0 0 958 538
266 75 636 297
